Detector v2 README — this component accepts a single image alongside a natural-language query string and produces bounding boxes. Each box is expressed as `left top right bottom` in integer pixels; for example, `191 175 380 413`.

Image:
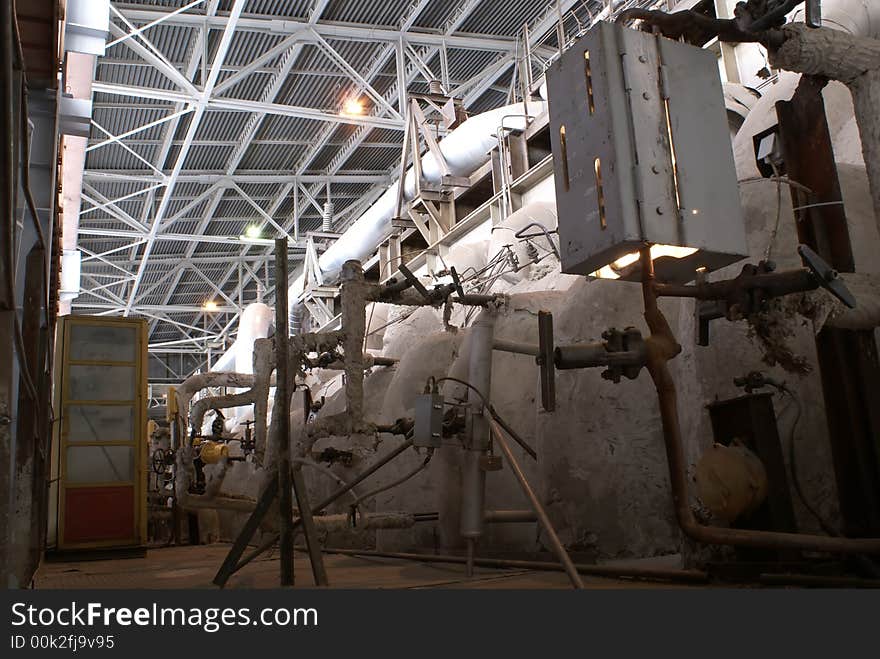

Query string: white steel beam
112 7 521 52
106 0 206 48
157 0 336 336
122 0 248 316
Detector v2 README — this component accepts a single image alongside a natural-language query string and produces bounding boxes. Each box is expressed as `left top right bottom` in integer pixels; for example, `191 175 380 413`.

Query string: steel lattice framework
74 0 660 357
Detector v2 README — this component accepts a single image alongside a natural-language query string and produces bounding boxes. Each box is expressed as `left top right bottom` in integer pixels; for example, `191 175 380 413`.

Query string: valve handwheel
798 244 857 309
151 448 167 474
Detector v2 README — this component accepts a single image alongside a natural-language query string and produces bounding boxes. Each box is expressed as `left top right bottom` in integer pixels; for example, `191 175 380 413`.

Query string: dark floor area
34 544 693 589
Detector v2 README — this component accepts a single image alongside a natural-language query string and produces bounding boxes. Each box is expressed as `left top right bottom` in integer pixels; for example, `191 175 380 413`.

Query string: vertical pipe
488 418 585 589
293 185 300 242
460 310 496 555
556 0 565 56
274 238 294 586
776 78 880 535
1 0 18 586
340 260 365 428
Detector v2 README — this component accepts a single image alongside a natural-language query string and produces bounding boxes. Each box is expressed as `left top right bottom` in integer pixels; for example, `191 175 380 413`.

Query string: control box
414 392 444 448
546 21 747 282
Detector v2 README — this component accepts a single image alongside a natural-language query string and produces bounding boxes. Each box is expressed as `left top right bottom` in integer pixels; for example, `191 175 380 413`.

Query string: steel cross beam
150 0 334 337
122 0 249 317
82 172 391 184
97 0 223 326
191 0 448 335
112 6 523 52
90 82 405 129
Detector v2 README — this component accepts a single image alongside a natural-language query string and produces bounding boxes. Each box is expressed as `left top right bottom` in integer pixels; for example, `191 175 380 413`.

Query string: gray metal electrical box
414 393 444 448
546 22 747 283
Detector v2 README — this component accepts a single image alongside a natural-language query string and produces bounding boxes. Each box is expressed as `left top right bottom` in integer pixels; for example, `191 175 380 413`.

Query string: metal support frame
76 0 598 348
390 93 465 275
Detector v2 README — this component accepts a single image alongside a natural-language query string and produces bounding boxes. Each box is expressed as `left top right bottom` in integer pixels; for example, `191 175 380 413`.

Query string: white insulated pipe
287 101 546 307
212 101 545 371
792 0 880 39
210 301 273 373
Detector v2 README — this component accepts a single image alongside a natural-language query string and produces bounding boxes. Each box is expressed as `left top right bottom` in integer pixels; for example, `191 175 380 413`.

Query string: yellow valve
199 440 229 464
166 386 178 421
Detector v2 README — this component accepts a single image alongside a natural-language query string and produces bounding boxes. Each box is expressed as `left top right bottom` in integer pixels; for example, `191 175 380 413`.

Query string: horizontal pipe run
554 343 646 371
758 573 880 588
485 509 537 523
493 339 540 356
653 270 816 302
316 548 709 584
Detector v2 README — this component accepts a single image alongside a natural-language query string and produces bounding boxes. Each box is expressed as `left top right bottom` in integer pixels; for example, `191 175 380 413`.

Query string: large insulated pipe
285 101 545 325
210 301 273 373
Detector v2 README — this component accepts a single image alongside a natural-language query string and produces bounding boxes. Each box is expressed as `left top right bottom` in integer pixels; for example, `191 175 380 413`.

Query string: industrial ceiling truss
73 0 661 353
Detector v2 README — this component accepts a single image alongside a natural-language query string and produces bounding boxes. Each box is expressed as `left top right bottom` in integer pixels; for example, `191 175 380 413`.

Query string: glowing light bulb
342 97 364 115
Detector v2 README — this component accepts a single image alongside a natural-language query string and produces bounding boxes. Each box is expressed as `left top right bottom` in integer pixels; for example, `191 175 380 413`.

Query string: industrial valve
536 311 649 411
670 244 856 346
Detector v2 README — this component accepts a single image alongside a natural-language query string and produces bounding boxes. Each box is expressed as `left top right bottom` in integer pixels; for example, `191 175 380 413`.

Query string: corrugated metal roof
78 0 654 346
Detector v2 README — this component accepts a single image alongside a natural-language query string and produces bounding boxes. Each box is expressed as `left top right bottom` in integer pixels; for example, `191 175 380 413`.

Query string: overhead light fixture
244 224 262 239
591 245 698 280
203 300 219 311
342 97 364 115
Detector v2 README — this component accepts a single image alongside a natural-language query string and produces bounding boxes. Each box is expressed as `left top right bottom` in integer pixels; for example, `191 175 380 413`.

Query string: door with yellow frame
51 316 147 551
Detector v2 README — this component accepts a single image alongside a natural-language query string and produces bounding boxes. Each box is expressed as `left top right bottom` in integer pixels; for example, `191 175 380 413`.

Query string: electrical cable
781 387 837 536
764 161 784 262
435 376 537 460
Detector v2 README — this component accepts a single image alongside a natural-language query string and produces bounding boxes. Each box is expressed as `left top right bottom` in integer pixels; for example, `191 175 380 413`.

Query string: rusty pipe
640 246 880 555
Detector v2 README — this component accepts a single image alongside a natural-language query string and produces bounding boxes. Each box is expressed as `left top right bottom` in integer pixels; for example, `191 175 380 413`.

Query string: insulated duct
211 101 544 369
210 302 273 373
286 101 546 328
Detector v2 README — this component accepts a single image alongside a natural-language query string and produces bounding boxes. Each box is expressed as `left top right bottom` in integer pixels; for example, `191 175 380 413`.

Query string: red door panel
64 486 135 544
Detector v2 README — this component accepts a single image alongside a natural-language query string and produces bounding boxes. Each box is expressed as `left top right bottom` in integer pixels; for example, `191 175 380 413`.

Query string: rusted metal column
776 76 880 536
340 260 366 428
0 0 16 587
13 246 46 586
275 237 294 586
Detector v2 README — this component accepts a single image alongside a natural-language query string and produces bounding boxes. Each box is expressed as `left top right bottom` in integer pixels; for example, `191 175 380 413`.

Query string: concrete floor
34 544 691 589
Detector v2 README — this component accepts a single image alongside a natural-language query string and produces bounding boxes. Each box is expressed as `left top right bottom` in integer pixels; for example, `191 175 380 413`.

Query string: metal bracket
537 310 556 412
